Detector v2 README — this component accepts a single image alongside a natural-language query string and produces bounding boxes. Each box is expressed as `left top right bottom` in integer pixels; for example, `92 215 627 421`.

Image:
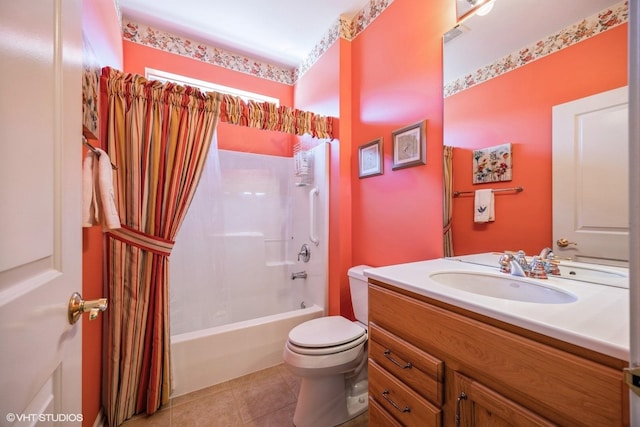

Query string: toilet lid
288 316 366 348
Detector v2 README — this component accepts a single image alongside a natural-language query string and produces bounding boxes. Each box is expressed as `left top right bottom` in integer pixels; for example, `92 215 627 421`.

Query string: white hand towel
474 189 495 223
94 148 121 230
82 151 98 227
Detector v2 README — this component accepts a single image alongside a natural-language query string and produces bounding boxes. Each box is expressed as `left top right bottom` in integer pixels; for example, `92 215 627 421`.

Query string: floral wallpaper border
121 0 394 85
444 1 628 98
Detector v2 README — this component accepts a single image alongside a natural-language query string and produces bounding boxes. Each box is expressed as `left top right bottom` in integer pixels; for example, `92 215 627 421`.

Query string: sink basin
429 271 578 304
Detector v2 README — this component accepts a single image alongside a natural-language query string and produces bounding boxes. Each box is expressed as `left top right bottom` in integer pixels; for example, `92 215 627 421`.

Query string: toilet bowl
283 265 371 427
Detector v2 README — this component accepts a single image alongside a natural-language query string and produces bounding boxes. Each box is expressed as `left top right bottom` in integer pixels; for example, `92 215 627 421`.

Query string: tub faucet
291 271 307 280
297 244 311 263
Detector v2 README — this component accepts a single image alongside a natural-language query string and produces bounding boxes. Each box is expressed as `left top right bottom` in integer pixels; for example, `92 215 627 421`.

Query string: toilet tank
348 265 372 325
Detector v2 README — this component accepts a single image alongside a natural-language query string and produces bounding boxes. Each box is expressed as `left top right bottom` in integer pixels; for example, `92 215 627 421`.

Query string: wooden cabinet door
453 372 555 427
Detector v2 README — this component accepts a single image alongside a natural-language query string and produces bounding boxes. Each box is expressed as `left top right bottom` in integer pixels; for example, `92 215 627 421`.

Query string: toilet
283 265 371 427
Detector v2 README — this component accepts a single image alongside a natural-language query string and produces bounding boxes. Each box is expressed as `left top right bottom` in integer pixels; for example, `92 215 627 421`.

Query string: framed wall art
358 138 383 178
473 143 512 183
392 120 426 170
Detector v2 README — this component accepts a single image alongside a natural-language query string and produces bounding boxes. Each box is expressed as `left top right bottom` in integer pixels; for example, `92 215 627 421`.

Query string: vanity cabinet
367 281 629 426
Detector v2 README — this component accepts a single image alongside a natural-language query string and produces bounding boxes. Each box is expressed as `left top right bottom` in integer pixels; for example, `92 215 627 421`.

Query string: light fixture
476 0 495 16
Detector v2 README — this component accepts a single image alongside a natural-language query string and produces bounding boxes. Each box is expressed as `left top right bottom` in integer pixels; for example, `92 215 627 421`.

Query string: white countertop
363 254 630 360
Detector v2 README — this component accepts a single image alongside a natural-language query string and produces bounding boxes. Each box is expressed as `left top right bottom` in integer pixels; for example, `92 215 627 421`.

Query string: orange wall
350 0 455 269
123 41 295 157
81 0 122 424
80 164 104 427
445 25 628 256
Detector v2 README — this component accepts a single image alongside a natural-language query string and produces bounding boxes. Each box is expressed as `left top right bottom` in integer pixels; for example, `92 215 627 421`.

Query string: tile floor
121 364 369 427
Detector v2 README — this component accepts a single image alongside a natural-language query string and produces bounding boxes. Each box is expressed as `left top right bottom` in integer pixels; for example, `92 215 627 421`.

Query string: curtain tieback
107 224 175 256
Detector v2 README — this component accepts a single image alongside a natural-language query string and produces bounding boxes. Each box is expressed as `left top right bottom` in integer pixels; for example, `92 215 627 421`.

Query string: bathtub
170 304 324 397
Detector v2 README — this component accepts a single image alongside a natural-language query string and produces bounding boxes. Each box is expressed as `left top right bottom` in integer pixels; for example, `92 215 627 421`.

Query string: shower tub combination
169 144 329 397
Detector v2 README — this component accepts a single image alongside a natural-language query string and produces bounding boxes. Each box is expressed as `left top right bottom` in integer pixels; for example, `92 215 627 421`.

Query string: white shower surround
169 143 329 396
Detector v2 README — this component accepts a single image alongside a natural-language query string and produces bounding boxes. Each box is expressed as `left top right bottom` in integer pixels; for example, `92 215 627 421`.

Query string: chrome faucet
538 247 561 276
291 271 307 280
498 253 512 274
539 247 553 259
528 256 548 279
297 244 311 263
514 250 531 275
498 250 548 278
499 253 527 277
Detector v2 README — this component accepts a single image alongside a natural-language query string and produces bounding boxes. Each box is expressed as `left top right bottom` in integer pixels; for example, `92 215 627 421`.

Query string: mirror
443 0 628 268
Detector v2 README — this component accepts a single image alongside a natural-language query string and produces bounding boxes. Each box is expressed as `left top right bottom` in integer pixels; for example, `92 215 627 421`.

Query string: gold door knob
556 238 578 248
68 292 107 325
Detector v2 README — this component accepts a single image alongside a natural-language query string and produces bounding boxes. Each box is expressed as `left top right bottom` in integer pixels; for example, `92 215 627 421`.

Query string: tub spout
291 271 307 280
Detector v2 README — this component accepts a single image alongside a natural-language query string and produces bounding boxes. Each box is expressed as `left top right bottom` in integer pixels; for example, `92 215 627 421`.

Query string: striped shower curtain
100 67 222 426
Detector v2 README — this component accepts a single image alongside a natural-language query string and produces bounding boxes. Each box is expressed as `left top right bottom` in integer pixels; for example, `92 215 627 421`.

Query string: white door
0 0 83 424
552 86 629 265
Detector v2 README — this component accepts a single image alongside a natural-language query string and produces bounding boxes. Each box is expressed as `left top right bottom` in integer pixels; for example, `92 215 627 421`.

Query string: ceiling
119 0 371 68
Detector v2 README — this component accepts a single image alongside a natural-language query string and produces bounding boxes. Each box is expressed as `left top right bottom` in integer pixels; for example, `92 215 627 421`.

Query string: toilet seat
287 333 367 355
287 316 367 356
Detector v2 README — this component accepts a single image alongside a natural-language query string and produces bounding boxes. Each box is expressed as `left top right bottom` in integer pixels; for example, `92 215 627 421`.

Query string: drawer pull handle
455 391 467 427
382 389 411 413
384 349 412 369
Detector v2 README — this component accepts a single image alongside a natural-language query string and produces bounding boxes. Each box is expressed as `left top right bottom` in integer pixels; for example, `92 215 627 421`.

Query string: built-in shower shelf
265 261 296 267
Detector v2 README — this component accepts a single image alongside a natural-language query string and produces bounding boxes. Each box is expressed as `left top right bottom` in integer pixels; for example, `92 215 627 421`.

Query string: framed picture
472 143 513 184
392 120 426 170
358 138 383 178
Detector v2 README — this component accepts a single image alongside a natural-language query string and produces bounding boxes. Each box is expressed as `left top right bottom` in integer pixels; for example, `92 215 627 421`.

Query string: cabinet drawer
368 395 402 427
369 359 442 427
369 322 444 405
